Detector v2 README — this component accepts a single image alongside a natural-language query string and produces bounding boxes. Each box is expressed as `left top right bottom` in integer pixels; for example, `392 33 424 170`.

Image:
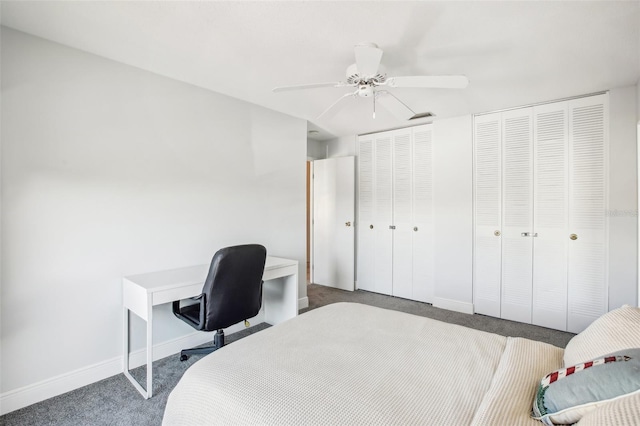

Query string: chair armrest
173 294 207 329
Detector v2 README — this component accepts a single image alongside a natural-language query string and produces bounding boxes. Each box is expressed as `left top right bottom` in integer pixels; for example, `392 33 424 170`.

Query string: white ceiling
2 1 639 141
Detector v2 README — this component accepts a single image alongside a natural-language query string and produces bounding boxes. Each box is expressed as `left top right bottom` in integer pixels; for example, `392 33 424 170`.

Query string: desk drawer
153 283 202 306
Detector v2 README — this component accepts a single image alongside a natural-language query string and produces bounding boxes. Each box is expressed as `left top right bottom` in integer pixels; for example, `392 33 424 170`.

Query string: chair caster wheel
180 354 189 362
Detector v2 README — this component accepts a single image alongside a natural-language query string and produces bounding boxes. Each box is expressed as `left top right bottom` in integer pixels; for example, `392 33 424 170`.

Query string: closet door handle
389 225 396 230
570 234 578 240
494 230 501 236
521 232 530 237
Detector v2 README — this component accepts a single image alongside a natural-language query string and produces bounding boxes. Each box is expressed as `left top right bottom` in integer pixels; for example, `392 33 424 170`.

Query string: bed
163 302 640 425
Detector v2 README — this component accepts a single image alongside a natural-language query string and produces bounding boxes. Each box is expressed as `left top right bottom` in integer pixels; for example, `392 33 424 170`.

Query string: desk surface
124 256 297 293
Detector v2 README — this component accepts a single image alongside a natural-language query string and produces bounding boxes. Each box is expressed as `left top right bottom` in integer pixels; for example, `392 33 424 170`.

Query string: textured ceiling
2 1 639 141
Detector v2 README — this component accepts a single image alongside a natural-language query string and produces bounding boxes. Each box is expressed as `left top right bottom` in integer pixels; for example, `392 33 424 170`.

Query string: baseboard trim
298 296 309 310
0 331 212 415
433 296 474 315
0 355 122 416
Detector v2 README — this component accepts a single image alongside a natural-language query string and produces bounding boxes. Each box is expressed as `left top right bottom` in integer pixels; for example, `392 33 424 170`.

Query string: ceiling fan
273 42 469 121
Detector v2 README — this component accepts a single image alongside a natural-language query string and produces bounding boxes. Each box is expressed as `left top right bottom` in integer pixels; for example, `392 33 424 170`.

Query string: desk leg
264 272 298 325
123 307 129 377
122 306 152 399
146 300 153 398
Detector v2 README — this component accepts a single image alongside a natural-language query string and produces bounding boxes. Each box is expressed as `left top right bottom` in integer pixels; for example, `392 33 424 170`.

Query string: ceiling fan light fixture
358 84 374 97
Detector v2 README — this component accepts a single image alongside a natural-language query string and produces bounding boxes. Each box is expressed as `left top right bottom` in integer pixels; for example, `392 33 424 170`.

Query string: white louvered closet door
567 94 608 333
473 113 502 317
357 136 375 292
392 129 413 299
412 124 434 303
374 132 394 296
501 108 534 324
532 102 569 331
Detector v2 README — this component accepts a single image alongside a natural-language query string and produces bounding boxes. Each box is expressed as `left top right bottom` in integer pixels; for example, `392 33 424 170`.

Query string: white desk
122 256 299 398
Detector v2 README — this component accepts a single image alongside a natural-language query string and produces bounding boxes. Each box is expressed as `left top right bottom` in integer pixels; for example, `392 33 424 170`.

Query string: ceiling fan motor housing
346 63 387 85
358 84 374 97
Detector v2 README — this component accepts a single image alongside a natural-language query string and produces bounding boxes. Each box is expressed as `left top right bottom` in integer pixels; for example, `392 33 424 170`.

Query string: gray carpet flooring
0 284 574 426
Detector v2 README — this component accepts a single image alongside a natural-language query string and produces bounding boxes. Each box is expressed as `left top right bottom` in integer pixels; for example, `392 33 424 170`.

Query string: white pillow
576 390 640 426
563 305 640 367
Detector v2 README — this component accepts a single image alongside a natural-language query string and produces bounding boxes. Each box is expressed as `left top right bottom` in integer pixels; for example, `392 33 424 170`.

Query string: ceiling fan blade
272 82 351 93
317 91 358 120
376 91 416 121
386 75 469 89
354 43 383 77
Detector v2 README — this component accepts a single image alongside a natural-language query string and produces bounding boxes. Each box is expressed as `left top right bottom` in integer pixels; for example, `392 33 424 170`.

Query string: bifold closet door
357 136 375 292
500 108 533 324
373 132 394 295
357 132 393 296
391 125 434 302
473 113 502 317
412 125 434 303
392 129 413 299
567 94 608 333
532 102 569 331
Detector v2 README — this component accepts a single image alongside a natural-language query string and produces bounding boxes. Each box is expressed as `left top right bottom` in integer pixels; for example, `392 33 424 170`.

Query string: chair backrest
201 244 267 331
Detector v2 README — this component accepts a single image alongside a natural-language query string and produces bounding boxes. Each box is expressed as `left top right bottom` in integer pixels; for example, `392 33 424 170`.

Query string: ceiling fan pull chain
373 93 376 119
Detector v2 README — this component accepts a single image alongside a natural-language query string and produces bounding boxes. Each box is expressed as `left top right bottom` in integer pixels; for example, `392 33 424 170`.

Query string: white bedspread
163 302 563 425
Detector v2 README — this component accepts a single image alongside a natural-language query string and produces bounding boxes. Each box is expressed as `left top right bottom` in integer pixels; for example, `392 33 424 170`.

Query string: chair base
180 329 225 361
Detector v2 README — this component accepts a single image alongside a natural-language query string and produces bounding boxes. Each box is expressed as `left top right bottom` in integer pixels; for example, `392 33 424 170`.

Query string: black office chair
172 244 267 361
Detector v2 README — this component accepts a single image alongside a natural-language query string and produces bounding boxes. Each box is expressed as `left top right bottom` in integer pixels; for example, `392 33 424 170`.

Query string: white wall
636 81 640 306
306 139 325 160
1 27 306 402
608 86 638 309
432 116 474 313
325 135 357 158
637 81 640 121
307 135 356 160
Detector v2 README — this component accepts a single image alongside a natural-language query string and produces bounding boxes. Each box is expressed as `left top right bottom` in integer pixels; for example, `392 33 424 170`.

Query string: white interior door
312 156 355 291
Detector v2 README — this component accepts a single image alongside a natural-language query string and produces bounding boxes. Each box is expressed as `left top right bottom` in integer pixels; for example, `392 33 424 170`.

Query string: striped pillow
532 349 640 425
